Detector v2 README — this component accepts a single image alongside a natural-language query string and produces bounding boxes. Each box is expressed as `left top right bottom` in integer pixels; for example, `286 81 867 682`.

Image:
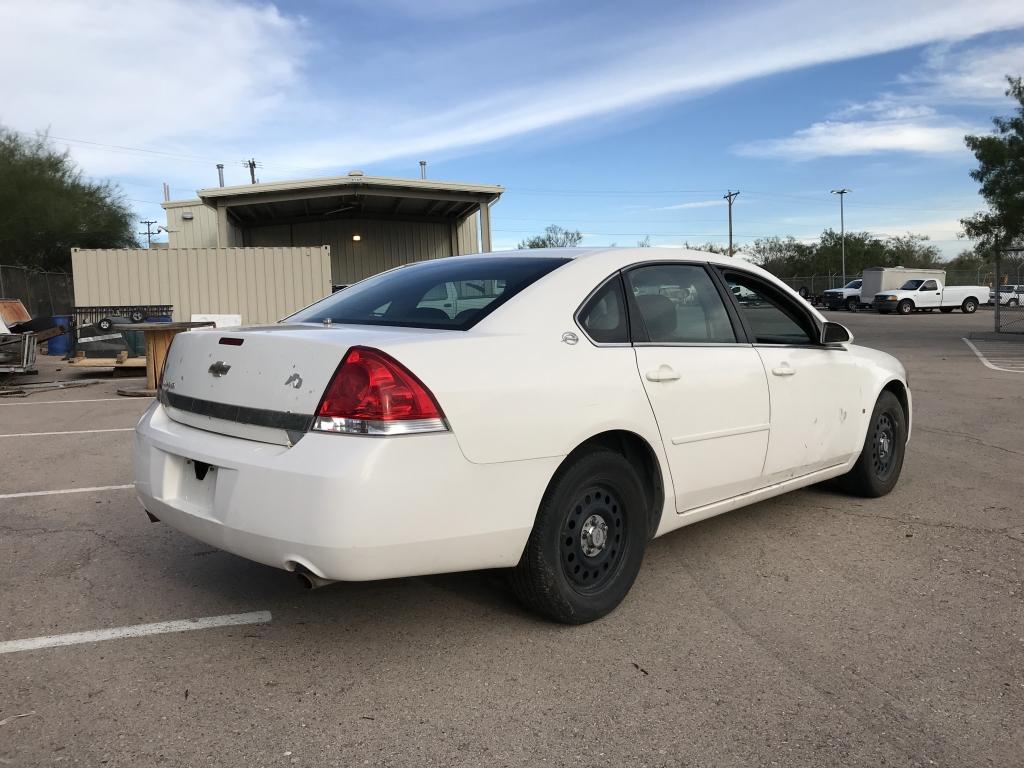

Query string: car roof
472 247 745 268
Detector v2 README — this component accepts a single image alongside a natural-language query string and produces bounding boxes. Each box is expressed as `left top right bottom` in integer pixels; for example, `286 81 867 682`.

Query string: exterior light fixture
352 234 361 242
181 212 194 220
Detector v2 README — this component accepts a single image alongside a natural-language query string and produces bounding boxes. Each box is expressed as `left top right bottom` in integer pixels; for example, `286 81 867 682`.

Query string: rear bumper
134 403 559 580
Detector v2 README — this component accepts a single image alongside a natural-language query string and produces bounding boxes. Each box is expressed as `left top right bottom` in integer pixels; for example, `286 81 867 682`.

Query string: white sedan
134 248 910 623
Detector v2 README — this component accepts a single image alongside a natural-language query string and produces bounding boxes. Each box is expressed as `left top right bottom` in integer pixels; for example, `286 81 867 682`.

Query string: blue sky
2 0 1023 257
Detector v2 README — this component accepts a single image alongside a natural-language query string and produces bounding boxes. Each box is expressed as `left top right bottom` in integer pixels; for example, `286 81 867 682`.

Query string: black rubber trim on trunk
159 390 313 433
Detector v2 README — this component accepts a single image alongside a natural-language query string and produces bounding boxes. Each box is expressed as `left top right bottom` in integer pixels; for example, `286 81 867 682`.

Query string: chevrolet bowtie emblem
208 361 231 377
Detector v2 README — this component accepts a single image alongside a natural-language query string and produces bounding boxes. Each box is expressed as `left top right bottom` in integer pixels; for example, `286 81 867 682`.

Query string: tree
961 76 1024 254
0 128 135 271
518 225 583 249
681 241 731 255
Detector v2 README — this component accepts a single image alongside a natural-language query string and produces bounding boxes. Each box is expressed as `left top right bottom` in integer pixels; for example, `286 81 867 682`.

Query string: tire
961 298 978 314
833 391 907 498
511 449 648 624
798 286 809 299
1008 299 1019 307
845 297 858 312
940 307 954 314
129 309 146 323
97 317 113 331
897 300 914 315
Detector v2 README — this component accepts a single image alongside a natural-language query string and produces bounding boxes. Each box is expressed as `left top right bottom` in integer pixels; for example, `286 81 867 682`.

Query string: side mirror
821 321 852 344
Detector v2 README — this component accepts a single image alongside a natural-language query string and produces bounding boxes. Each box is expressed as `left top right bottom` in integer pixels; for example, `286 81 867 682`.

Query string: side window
421 283 449 302
625 264 735 344
921 280 938 291
721 270 816 345
578 277 628 344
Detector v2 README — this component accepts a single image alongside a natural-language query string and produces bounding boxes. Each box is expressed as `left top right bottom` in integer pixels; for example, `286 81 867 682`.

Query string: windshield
999 286 1014 292
844 279 862 289
286 256 569 330
900 280 924 290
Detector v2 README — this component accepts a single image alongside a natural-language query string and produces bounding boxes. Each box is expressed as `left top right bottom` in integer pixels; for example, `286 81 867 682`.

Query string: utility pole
723 190 740 257
138 220 158 249
831 189 851 286
242 158 262 184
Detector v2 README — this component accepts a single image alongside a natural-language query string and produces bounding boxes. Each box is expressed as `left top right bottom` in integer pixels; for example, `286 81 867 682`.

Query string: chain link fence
994 256 1024 334
0 264 74 320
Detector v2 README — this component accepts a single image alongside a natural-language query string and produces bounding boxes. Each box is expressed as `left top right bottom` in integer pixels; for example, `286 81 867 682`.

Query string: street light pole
830 189 850 286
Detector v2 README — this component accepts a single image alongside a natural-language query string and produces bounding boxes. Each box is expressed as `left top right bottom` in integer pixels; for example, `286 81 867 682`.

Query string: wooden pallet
68 356 147 368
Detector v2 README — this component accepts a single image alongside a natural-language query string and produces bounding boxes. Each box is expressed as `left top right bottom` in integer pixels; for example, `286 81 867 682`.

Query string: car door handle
646 365 681 382
771 363 796 377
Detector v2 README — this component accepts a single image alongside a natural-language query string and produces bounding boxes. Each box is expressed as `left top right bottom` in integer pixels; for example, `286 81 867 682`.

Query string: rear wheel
961 298 978 314
511 449 647 624
833 391 906 498
1008 299 1019 307
897 300 913 315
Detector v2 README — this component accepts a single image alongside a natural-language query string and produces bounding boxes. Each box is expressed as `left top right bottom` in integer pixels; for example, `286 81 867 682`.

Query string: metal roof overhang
197 175 503 228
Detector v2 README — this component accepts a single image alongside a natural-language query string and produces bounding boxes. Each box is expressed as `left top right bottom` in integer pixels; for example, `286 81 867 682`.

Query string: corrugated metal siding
457 213 480 255
242 218 473 285
164 204 220 248
71 247 331 325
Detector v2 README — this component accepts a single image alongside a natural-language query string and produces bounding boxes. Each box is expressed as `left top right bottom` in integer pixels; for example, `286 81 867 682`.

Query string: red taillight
312 347 447 435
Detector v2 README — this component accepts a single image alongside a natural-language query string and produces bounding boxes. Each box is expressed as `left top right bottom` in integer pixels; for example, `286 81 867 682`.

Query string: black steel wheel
97 317 113 331
833 391 906 498
129 309 146 323
559 484 626 593
511 448 648 624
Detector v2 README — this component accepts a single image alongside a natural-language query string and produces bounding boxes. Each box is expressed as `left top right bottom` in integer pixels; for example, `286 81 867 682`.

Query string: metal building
163 172 503 286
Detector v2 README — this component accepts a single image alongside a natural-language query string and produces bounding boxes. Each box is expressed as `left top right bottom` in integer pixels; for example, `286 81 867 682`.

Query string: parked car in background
873 278 988 315
823 279 863 311
135 248 911 624
990 284 1023 306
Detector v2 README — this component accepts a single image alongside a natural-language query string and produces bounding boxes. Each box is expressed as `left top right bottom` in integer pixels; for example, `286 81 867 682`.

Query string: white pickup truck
990 284 1023 306
822 279 863 311
872 278 988 315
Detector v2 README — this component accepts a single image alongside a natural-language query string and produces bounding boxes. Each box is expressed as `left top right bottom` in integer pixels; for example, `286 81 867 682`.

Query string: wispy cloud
654 200 724 211
738 36 1022 162
734 118 976 160
2 0 1023 184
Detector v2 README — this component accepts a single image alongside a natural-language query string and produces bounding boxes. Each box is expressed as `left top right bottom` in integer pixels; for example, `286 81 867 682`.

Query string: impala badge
208 361 231 377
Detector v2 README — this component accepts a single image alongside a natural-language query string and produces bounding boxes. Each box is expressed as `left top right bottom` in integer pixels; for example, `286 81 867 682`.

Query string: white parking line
0 398 149 406
0 428 135 438
0 611 272 654
963 338 1024 373
0 484 133 500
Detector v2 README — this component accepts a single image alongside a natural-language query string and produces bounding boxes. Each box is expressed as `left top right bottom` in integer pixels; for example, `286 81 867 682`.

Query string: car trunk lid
160 323 450 445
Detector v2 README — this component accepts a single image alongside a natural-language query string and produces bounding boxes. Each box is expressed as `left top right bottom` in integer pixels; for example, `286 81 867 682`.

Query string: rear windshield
900 280 924 290
286 256 569 330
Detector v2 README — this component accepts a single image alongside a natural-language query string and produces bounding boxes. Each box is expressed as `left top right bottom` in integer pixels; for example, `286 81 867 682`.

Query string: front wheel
1008 299 1019 307
833 391 906 498
511 449 647 624
897 300 914 315
961 298 978 314
845 297 858 311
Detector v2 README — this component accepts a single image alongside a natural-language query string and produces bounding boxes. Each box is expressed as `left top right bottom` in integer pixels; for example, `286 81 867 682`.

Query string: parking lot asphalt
1 312 1022 767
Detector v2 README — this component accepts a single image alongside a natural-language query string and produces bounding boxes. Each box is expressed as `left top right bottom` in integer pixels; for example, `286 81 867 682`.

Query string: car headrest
636 294 676 339
412 307 450 322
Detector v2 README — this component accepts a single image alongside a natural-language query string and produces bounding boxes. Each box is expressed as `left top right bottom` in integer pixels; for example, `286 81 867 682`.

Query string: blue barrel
47 315 73 356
